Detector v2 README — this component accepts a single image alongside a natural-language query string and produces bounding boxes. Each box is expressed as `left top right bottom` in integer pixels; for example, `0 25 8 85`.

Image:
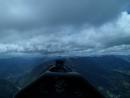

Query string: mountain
117 55 130 62
0 57 45 82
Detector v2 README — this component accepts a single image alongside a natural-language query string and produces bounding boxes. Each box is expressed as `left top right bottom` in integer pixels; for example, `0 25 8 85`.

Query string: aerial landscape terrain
0 55 130 98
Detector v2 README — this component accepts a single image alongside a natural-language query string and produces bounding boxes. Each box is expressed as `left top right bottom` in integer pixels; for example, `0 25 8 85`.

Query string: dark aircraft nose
15 72 105 98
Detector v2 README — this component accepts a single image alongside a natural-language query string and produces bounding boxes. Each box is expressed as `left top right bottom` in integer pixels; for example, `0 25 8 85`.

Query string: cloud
0 12 130 55
0 0 129 30
0 0 130 56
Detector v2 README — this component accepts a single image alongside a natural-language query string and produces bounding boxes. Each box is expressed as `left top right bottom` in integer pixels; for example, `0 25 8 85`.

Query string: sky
0 0 130 56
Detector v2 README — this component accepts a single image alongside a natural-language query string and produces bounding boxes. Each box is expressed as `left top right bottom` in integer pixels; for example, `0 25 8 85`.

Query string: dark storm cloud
0 0 129 30
0 0 130 55
104 36 130 47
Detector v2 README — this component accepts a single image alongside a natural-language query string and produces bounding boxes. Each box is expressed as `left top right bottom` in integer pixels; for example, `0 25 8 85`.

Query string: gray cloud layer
0 0 129 29
0 0 130 55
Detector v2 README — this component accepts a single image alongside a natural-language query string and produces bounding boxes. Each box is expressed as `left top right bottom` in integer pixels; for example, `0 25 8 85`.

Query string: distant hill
0 57 45 82
117 55 130 62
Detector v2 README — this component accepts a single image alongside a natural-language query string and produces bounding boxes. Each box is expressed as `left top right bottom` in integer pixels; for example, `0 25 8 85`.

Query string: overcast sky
0 0 130 56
